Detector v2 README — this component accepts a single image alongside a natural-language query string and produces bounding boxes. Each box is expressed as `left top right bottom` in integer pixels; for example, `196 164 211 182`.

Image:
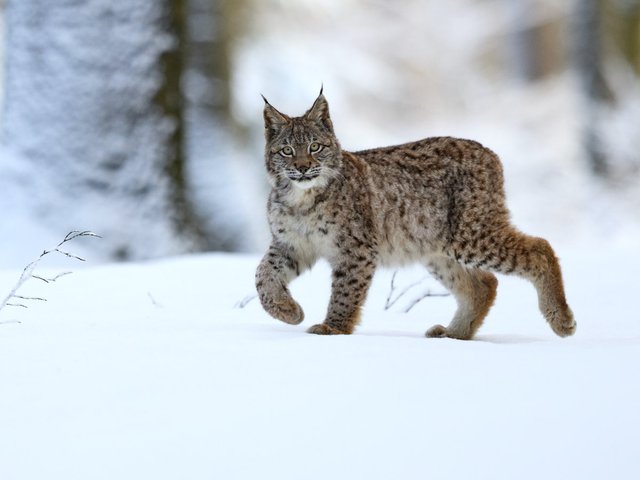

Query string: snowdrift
1 250 638 480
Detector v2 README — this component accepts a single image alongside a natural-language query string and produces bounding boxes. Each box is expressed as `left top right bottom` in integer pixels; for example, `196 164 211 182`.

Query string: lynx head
262 89 342 190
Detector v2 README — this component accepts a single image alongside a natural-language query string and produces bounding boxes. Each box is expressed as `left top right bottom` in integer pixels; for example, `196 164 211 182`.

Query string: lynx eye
280 146 294 156
309 142 322 153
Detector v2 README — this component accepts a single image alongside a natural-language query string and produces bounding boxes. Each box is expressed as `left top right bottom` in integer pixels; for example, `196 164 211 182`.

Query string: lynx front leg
256 243 309 325
308 255 376 335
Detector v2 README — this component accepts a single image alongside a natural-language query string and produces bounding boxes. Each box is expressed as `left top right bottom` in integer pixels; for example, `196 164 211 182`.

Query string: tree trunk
606 0 640 75
157 0 208 250
2 0 205 260
571 0 615 178
506 0 565 83
508 0 540 82
183 0 247 251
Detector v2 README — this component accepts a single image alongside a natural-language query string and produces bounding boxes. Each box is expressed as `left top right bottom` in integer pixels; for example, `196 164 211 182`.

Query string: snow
1 248 639 480
1 1 640 476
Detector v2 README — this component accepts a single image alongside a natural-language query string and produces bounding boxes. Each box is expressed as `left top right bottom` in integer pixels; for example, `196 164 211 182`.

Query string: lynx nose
297 165 309 174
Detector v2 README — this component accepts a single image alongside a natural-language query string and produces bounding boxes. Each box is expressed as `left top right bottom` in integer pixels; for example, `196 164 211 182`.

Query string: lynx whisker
321 166 344 182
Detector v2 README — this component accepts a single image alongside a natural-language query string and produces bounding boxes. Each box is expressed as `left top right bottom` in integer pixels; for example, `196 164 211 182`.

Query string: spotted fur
255 91 575 339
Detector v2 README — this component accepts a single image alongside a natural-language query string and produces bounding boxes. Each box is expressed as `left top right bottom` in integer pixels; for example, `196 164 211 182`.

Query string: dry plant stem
0 230 100 313
32 272 72 284
0 259 41 311
403 290 450 313
385 271 429 310
147 292 164 308
235 294 257 309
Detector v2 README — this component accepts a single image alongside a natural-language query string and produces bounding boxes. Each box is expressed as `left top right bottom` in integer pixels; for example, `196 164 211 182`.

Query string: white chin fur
292 177 320 190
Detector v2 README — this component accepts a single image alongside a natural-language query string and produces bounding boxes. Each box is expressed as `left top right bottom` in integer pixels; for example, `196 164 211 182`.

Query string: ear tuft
263 98 289 141
304 91 333 133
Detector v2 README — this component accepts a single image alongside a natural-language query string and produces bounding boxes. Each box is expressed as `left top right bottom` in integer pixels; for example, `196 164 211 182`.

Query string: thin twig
13 295 47 302
59 230 101 246
0 319 22 325
384 271 427 310
1 261 40 311
235 294 257 309
54 249 86 262
0 231 99 315
147 292 163 309
32 271 72 284
403 290 450 313
384 271 398 310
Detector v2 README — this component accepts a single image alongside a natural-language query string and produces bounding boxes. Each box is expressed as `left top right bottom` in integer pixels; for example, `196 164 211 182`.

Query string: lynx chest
275 209 338 261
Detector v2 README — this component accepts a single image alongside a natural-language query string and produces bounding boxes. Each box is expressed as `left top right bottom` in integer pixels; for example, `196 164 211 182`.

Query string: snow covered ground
1 247 639 480
1 4 639 477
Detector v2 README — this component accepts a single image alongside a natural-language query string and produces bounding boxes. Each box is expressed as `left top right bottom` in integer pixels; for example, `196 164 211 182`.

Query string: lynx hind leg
424 257 498 340
468 228 576 337
515 233 575 337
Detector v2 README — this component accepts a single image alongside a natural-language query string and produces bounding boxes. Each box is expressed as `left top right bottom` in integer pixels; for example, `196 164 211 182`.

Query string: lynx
255 90 575 340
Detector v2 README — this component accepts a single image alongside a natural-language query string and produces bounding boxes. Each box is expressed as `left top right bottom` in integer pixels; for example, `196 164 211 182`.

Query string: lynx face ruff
255 91 575 339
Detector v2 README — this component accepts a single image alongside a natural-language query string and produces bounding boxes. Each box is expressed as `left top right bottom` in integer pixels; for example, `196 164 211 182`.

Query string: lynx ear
304 90 334 133
262 95 290 141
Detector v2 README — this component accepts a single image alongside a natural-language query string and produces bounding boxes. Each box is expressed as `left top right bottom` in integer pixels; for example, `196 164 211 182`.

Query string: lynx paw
307 324 349 335
425 324 448 338
549 308 576 338
426 324 473 340
265 296 304 325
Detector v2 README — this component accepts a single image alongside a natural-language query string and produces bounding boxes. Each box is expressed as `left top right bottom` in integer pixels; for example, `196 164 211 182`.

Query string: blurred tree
508 0 565 82
186 0 233 125
0 0 5 117
183 0 247 251
1 0 237 260
606 0 640 75
571 0 615 178
161 0 209 252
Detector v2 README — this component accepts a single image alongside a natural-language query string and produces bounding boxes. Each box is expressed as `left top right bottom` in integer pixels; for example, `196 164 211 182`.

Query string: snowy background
1 0 639 262
1 1 639 479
